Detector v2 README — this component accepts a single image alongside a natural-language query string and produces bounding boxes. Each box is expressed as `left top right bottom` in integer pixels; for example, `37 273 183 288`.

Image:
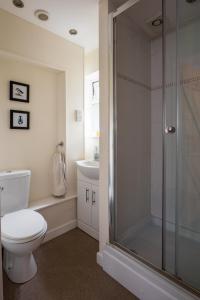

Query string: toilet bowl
1 209 47 283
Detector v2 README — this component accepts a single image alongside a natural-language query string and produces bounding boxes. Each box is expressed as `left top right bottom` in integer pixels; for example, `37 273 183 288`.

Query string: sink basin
76 160 99 180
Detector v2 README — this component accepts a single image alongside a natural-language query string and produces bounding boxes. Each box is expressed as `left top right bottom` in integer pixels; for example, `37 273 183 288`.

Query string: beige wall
85 48 99 75
0 9 84 201
99 0 109 252
38 199 76 234
84 49 99 160
0 57 63 202
0 192 2 300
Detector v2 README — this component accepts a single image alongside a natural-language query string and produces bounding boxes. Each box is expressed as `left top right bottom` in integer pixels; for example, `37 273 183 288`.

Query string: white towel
52 150 67 197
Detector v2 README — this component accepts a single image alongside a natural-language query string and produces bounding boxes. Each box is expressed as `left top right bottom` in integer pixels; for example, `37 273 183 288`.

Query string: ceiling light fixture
35 10 49 21
13 0 24 8
69 29 78 35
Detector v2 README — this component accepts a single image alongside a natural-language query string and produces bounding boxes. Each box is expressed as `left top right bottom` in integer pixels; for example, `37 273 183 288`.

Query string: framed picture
10 81 30 103
10 110 30 130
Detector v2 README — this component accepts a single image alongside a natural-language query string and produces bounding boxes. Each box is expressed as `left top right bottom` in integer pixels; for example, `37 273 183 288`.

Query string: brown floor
3 228 138 300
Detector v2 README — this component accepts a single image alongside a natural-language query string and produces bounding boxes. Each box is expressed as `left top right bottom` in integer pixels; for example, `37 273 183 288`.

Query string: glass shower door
112 0 163 269
173 0 200 291
162 0 177 276
164 0 200 292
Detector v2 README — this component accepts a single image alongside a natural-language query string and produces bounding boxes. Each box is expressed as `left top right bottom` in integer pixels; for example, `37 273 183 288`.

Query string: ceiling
0 0 99 53
112 0 200 39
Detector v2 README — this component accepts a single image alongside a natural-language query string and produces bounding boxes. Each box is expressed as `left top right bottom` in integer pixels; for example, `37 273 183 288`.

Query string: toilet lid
1 209 46 242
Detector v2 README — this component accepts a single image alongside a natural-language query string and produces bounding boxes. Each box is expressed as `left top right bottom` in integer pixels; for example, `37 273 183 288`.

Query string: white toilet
0 170 47 283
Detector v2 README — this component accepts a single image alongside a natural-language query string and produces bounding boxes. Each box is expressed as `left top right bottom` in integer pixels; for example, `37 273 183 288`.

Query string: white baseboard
101 245 198 300
77 220 99 240
43 219 77 243
96 251 103 267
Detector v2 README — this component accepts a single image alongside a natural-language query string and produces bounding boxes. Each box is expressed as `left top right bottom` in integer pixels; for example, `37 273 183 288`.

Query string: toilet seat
1 209 47 243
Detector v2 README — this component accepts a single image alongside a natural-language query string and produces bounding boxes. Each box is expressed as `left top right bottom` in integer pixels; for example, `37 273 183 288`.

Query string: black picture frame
10 81 30 103
10 110 30 130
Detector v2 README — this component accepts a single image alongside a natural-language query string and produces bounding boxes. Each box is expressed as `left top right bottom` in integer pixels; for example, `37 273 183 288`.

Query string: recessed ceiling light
35 10 49 21
13 0 24 8
69 29 78 35
152 17 163 27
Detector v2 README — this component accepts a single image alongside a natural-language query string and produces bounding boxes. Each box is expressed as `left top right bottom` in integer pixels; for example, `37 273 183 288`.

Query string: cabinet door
77 181 91 225
91 185 99 231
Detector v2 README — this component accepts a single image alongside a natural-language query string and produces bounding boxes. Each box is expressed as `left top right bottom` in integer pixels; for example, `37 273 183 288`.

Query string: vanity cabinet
77 172 99 240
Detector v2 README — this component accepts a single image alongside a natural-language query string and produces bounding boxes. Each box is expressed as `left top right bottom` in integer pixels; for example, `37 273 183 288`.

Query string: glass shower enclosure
110 0 200 294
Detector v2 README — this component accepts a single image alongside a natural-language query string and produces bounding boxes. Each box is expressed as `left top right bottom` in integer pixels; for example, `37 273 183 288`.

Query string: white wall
84 49 99 160
0 9 84 201
0 189 3 300
99 0 110 252
85 49 99 76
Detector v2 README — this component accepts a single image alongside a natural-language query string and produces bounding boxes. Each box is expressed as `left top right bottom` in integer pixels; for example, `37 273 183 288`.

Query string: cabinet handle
86 188 89 202
92 191 96 205
0 186 4 192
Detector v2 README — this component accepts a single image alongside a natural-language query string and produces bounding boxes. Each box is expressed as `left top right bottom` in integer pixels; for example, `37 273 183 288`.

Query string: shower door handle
165 126 176 134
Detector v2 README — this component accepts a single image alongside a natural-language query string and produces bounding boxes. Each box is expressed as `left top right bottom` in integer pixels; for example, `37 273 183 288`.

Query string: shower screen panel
175 0 200 290
112 0 163 269
111 0 200 294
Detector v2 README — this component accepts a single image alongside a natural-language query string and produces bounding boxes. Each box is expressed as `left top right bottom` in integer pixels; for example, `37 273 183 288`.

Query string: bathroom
0 0 200 300
0 0 102 299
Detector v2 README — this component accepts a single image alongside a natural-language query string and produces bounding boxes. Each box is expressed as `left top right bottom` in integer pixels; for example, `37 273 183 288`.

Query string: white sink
76 160 99 180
